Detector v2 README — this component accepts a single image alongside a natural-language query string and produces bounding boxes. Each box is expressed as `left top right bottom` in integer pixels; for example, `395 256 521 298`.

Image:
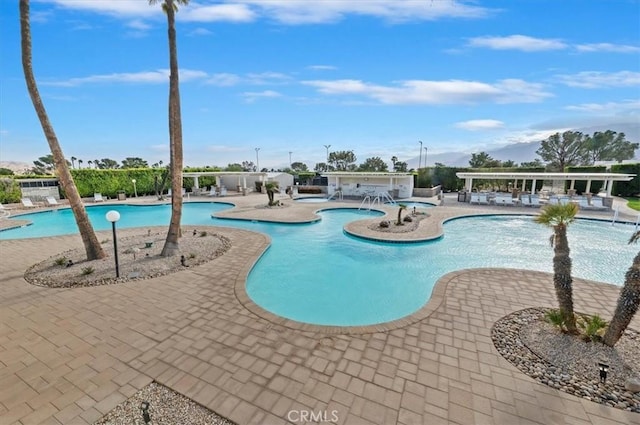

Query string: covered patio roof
456 172 635 196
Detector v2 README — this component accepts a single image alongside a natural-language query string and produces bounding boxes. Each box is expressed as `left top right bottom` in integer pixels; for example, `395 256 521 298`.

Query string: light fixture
131 179 137 197
598 362 609 384
105 210 121 278
140 401 150 424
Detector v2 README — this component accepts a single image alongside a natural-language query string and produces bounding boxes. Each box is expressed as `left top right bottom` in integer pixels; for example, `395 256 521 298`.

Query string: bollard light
140 401 150 424
105 210 121 278
131 179 138 197
598 362 609 384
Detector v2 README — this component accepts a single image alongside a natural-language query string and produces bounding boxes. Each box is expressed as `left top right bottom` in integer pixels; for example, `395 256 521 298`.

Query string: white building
321 172 414 199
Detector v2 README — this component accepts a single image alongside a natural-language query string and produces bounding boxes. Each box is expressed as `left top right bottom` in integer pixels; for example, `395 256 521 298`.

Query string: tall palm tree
19 0 105 260
603 231 640 346
150 0 188 257
78 159 83 169
534 203 579 333
71 156 76 169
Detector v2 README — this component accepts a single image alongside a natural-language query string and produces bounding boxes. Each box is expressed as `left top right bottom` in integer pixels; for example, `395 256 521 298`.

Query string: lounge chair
94 193 105 202
520 195 532 207
494 194 514 206
45 196 60 206
21 198 37 208
578 198 590 209
529 196 542 207
478 194 490 205
590 197 608 210
209 186 218 197
0 203 11 218
219 187 227 197
470 194 481 204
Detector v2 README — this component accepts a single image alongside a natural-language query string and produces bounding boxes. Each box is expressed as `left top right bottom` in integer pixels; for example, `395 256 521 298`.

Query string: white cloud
575 43 640 53
467 35 567 51
455 119 505 131
564 100 640 113
189 27 214 36
307 65 337 71
127 19 151 31
44 0 493 24
555 71 640 88
45 69 209 86
246 72 292 85
303 78 552 104
206 73 242 86
241 90 283 103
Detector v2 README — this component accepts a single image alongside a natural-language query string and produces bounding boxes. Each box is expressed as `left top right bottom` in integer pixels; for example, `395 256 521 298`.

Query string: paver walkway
1 197 639 424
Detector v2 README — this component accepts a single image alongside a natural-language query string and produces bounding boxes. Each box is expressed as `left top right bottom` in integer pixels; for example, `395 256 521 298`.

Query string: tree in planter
534 203 579 333
265 182 279 206
149 0 188 257
20 0 106 260
396 204 407 225
603 231 640 346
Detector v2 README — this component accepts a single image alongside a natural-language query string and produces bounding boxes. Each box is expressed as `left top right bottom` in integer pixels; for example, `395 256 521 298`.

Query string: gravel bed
24 226 231 288
492 308 640 412
94 382 235 425
367 212 430 234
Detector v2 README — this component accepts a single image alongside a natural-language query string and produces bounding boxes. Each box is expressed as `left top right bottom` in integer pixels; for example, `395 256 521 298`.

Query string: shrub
81 266 94 275
403 215 413 223
544 309 567 332
54 256 67 266
379 220 390 228
200 231 208 237
188 253 197 259
577 314 607 342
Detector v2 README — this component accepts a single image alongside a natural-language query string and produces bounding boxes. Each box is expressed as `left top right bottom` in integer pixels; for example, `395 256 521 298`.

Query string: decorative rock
625 377 640 392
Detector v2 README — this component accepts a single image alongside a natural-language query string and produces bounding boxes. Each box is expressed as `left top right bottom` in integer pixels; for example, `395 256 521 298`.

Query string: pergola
456 172 635 197
182 171 267 190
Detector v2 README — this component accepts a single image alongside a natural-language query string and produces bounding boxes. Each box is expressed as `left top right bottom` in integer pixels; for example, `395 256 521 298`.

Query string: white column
215 176 221 188
193 176 200 189
586 179 592 194
606 179 613 197
521 179 526 191
243 176 247 189
532 179 537 194
465 178 473 192
570 180 575 190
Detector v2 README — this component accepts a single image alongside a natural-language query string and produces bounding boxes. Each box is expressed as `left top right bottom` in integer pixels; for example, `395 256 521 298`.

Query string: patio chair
470 194 481 204
45 196 60 206
93 193 105 202
590 197 608 210
209 186 218 197
220 187 227 197
520 195 532 207
478 194 490 205
21 198 37 208
529 195 542 207
0 203 11 218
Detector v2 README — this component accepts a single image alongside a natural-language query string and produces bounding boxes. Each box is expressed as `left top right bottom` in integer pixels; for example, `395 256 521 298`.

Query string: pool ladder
327 190 343 201
358 192 395 210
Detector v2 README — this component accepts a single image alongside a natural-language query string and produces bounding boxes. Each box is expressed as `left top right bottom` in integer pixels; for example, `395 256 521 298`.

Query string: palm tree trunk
554 224 577 332
20 0 105 260
603 251 640 346
161 0 184 257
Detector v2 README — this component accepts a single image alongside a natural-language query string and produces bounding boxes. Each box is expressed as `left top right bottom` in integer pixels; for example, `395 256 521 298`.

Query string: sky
1 0 639 171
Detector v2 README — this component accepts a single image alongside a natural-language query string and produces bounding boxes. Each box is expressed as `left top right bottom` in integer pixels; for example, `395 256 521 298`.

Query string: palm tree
396 204 407 225
150 0 188 257
78 159 83 169
19 0 105 260
265 182 278 206
71 156 76 169
534 203 579 333
603 231 640 346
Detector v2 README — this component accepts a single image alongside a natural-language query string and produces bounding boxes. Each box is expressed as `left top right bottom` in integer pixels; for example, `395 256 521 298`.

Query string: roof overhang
455 172 634 181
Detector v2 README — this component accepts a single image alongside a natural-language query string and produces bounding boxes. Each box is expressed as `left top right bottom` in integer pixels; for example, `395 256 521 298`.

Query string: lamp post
598 362 609 384
424 146 428 168
105 210 121 278
289 151 292 169
323 144 331 171
255 147 260 172
131 179 137 197
418 140 423 169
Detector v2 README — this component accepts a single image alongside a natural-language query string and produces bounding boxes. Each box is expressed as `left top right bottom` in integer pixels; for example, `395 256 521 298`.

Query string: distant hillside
0 161 31 174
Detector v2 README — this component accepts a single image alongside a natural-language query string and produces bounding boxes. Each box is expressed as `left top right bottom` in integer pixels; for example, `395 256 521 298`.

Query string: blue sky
1 0 639 170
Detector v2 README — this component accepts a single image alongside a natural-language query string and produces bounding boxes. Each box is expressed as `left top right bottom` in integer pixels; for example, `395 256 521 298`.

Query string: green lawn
626 197 640 211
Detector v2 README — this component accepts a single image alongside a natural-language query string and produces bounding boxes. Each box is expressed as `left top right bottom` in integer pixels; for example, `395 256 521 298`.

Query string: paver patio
1 196 638 424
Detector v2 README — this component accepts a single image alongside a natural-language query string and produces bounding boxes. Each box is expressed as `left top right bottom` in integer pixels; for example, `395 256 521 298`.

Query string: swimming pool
1 203 636 326
294 197 329 203
386 201 435 209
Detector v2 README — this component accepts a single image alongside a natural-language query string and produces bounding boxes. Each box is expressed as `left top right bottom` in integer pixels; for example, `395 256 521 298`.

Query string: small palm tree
396 204 407 225
603 231 640 346
534 203 579 333
265 182 278 206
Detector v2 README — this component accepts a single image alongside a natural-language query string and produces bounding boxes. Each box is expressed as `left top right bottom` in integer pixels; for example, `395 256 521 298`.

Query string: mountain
0 161 31 174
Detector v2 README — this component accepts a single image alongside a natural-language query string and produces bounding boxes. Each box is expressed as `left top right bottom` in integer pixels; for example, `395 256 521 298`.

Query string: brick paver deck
1 195 638 424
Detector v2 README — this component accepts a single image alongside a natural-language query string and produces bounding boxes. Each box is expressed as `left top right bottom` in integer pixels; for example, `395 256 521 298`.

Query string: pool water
1 204 636 326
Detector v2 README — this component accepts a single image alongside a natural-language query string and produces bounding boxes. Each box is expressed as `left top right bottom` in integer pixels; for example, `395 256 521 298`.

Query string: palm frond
629 230 640 245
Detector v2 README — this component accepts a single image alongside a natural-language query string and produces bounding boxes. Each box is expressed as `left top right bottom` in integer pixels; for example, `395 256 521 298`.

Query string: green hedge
565 166 606 194
611 163 640 197
0 178 22 203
